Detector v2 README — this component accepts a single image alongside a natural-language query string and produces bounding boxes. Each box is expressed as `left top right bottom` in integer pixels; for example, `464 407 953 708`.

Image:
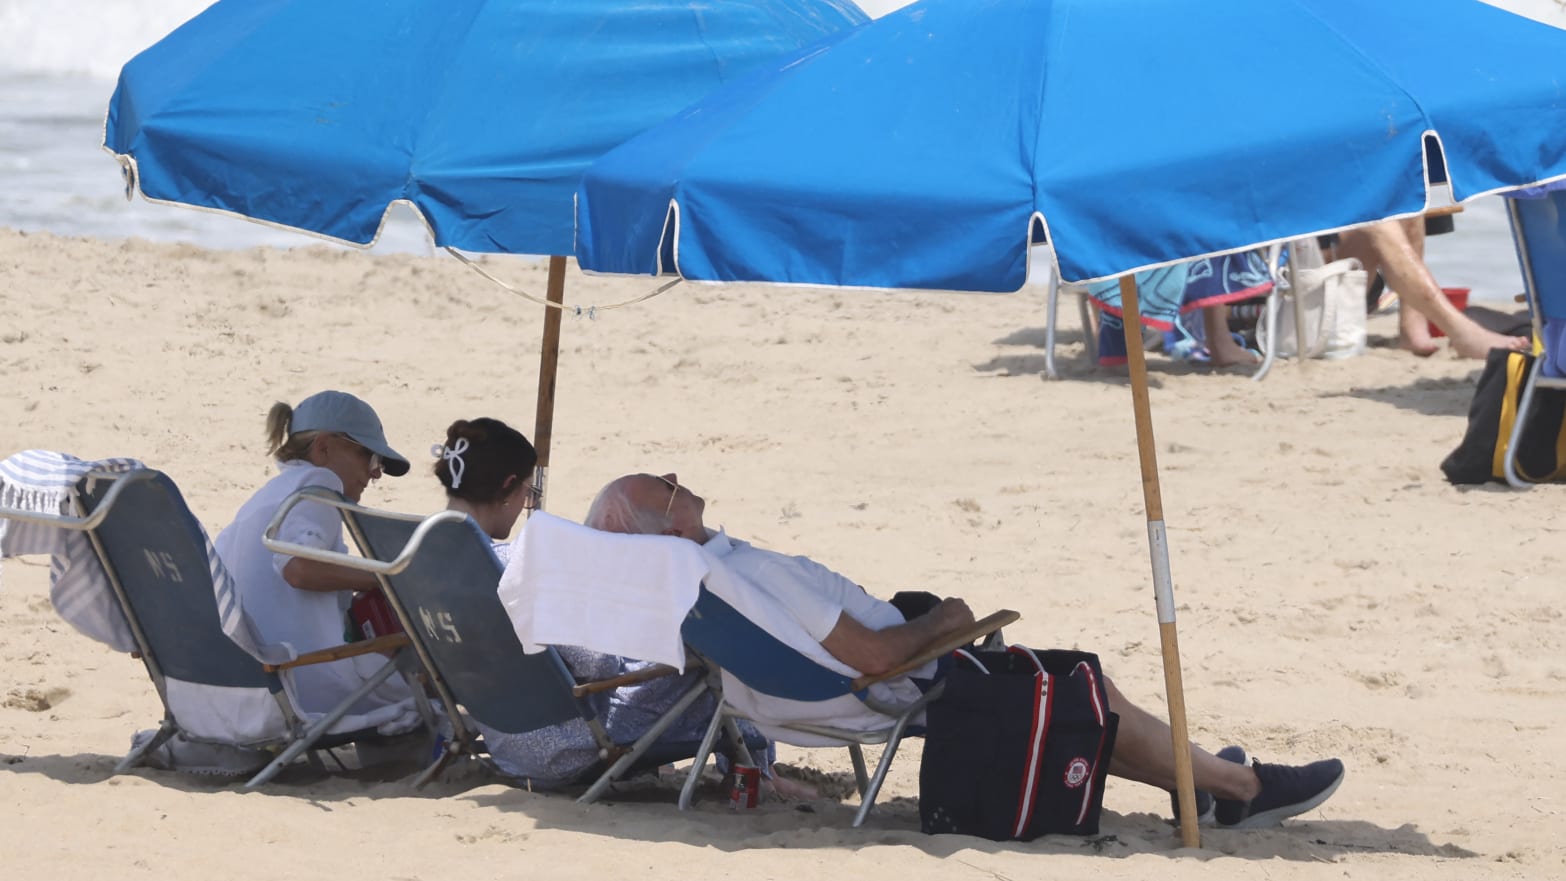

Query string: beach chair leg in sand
243 640 419 788
1044 274 1098 379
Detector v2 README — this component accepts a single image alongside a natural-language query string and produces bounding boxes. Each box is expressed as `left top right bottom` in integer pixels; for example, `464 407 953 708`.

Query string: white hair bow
431 437 469 489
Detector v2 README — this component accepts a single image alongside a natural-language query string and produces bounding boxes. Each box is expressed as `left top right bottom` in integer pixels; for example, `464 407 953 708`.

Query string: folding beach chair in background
1043 245 1294 381
679 585 1018 826
263 488 727 801
1502 186 1566 488
0 467 424 786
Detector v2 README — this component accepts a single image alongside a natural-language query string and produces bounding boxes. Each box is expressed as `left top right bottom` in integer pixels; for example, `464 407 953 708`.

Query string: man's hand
820 595 977 676
925 597 976 633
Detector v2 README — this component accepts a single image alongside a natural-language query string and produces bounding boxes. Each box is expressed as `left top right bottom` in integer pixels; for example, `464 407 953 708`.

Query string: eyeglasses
521 480 544 511
654 475 681 517
337 434 382 472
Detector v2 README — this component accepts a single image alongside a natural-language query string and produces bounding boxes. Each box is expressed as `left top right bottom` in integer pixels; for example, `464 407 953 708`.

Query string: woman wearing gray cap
214 390 422 731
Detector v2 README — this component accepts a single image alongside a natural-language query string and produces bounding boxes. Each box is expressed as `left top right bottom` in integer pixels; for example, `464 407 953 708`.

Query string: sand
2 227 1563 879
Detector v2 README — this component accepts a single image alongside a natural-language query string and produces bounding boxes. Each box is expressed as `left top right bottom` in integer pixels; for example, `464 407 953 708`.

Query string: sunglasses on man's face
654 475 681 517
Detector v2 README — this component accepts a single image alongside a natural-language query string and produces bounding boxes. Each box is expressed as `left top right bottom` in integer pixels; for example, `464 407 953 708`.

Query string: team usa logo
1063 757 1091 789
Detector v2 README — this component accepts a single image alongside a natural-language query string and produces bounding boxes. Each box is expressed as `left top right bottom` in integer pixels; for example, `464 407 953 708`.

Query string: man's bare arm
819 598 975 676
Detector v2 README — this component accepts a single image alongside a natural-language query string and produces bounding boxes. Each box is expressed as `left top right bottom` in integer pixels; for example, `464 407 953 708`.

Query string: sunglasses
337 434 382 472
654 475 681 517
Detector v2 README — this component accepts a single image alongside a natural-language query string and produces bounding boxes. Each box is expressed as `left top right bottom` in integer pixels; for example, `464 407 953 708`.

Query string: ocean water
1 0 1563 297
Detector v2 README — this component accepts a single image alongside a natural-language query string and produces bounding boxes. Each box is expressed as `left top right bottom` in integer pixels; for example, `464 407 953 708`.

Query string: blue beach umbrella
576 0 1566 844
103 0 866 498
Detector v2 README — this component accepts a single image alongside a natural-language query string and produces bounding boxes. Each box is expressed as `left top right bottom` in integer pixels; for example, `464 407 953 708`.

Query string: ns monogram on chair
417 606 463 643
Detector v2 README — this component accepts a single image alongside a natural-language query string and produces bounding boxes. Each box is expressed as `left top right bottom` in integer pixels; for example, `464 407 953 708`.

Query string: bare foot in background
1446 323 1529 359
1398 304 1440 356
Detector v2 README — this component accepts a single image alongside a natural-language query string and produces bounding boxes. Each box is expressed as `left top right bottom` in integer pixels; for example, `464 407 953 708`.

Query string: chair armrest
261 487 467 577
849 609 1019 692
0 468 156 531
571 663 685 698
264 633 411 672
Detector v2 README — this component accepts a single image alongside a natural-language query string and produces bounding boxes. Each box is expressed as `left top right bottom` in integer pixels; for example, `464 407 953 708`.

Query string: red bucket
1429 287 1470 338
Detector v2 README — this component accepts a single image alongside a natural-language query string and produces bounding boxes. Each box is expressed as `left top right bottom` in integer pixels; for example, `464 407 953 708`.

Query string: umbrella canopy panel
576 0 1566 290
105 0 866 256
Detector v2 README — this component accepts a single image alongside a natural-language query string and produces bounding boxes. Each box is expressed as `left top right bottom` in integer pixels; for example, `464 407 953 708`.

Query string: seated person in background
436 421 805 795
586 471 1347 829
1334 216 1528 358
215 390 420 723
1090 250 1270 369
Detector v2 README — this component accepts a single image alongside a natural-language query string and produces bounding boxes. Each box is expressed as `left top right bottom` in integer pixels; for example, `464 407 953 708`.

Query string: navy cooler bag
919 647 1118 840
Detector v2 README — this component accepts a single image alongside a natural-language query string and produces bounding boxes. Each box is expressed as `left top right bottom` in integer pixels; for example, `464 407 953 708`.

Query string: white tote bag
1258 247 1368 360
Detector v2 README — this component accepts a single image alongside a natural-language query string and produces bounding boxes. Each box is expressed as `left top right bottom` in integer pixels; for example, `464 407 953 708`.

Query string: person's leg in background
1337 218 1527 358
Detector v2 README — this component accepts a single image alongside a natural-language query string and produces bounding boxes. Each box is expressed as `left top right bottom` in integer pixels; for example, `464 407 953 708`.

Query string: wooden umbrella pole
1117 276 1201 849
531 255 567 511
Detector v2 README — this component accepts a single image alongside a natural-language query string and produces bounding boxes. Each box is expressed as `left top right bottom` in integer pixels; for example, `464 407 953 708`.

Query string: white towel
496 512 706 669
0 449 144 651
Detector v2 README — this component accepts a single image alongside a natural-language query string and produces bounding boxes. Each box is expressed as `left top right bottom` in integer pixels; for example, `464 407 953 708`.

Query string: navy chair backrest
1511 188 1566 323
681 586 857 703
347 510 586 735
77 471 271 689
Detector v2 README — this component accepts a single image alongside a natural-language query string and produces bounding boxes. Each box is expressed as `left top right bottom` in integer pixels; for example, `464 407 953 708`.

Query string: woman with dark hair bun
432 417 538 542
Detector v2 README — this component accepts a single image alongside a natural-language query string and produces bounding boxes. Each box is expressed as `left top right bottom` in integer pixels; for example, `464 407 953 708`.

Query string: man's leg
1101 677 1258 801
1101 676 1346 828
1340 219 1527 358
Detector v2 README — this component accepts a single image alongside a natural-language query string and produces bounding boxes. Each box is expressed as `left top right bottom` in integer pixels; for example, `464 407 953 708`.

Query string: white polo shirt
699 529 932 745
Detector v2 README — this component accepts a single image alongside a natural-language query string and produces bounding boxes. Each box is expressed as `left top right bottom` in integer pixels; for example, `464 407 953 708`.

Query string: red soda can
729 764 761 809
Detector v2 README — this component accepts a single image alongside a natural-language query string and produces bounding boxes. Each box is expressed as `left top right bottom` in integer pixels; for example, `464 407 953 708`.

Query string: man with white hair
586 472 1347 829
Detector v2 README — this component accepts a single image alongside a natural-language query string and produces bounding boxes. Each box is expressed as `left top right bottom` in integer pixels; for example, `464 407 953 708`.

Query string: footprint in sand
3 687 70 711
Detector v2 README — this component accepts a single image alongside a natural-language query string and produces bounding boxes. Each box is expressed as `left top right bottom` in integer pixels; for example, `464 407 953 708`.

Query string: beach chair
1502 186 1566 488
0 466 425 786
678 585 1018 826
262 487 739 801
1044 247 1288 380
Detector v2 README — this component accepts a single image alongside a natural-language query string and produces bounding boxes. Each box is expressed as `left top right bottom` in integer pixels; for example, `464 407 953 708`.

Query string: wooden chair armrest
264 633 410 672
571 663 683 698
850 609 1020 692
1425 203 1465 217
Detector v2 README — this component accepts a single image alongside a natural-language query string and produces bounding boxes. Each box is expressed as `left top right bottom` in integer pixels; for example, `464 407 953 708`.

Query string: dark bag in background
919 647 1118 840
1442 349 1566 484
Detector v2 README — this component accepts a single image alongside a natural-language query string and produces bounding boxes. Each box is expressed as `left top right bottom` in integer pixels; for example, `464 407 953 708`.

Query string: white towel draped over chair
499 511 704 670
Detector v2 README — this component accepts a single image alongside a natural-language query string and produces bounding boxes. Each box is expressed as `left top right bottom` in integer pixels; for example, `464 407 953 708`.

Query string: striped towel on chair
0 449 144 651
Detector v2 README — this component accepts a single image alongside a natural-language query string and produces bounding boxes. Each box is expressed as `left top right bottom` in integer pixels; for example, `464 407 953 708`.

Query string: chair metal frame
1502 189 1566 488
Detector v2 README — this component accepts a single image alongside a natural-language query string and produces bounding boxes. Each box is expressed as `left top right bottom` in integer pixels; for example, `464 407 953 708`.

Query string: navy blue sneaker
1216 757 1346 829
1170 745 1247 825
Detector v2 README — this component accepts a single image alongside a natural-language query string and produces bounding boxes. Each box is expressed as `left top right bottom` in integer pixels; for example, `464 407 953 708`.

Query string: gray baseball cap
290 390 410 477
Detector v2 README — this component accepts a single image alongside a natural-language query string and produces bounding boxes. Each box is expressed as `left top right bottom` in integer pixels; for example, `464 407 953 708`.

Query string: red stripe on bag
1010 645 1046 675
1071 660 1108 826
1012 670 1052 838
1072 660 1107 726
1076 723 1112 827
